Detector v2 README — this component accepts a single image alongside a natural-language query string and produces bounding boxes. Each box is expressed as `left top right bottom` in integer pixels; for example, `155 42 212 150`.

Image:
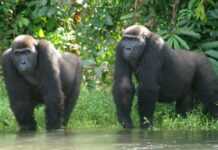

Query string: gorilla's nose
21 61 26 65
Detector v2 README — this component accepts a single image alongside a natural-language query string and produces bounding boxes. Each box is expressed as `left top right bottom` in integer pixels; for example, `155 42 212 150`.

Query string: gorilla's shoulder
37 39 61 57
62 52 81 64
2 48 12 63
2 48 12 57
63 52 79 57
37 39 53 49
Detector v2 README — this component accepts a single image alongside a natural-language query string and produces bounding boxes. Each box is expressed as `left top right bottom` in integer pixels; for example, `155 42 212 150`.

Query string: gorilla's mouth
18 64 32 73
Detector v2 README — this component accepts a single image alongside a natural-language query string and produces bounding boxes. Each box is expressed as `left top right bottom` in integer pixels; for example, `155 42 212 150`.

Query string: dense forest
1 0 218 88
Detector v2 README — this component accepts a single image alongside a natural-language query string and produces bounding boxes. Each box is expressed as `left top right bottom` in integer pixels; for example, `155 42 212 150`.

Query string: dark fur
2 35 81 131
113 25 218 128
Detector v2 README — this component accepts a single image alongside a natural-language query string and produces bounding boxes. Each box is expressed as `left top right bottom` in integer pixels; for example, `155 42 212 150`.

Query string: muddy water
0 129 217 150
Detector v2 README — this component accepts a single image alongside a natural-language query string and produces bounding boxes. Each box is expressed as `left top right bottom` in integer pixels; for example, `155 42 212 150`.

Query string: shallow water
0 129 217 150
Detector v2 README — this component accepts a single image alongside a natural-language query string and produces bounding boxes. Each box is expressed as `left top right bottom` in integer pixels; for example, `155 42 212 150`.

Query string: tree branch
171 0 180 26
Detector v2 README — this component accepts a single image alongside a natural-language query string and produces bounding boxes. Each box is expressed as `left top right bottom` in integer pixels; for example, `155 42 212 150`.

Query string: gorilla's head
11 35 38 74
119 25 165 67
119 25 150 66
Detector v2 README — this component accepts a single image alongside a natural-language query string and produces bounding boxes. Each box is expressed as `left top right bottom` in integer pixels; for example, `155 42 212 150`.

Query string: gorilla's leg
176 93 195 117
12 101 36 132
114 85 135 129
45 98 63 130
63 79 80 126
116 92 134 128
195 59 218 118
137 86 158 128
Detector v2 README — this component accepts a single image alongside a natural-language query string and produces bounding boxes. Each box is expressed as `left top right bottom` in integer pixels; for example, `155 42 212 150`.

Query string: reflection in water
0 130 217 150
115 130 218 150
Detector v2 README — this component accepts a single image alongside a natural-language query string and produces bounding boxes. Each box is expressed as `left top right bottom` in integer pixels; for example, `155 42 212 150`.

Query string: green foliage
1 0 218 87
0 0 78 50
77 0 218 87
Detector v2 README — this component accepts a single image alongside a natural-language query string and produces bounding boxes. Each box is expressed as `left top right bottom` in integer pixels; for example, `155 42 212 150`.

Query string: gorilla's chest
21 72 38 86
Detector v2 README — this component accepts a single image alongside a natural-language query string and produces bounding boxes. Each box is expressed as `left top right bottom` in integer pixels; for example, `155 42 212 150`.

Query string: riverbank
0 82 218 133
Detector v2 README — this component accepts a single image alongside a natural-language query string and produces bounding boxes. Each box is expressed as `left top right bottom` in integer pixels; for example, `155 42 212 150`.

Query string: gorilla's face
11 35 38 74
121 36 145 66
12 46 37 74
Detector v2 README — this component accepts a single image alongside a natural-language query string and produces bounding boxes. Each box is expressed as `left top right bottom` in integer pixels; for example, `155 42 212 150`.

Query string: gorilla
2 35 81 131
113 25 218 129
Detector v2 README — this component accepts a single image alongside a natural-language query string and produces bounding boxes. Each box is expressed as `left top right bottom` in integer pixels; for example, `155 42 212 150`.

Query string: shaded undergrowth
0 82 218 133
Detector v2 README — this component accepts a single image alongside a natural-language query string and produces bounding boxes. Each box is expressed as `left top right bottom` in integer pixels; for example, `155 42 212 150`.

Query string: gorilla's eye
23 50 31 55
126 48 132 51
14 51 21 56
14 49 31 56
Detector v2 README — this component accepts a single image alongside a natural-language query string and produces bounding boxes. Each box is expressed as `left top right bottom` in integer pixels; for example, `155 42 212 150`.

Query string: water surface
0 129 217 150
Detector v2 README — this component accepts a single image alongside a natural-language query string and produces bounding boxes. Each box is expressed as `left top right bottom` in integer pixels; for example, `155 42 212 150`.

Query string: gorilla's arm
136 45 161 128
37 40 65 130
2 50 36 131
113 45 135 128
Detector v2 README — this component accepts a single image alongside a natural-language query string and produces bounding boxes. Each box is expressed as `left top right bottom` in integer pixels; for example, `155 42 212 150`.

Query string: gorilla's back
158 49 198 101
59 53 81 96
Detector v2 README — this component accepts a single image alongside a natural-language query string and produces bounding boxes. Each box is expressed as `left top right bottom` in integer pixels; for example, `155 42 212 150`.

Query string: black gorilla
113 25 218 128
2 35 81 131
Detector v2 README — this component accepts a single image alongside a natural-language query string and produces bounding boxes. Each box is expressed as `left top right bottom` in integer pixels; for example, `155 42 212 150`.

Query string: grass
0 81 218 133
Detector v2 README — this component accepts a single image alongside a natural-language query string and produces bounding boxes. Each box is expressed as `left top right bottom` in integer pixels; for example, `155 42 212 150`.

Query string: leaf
177 28 201 39
41 0 47 6
210 31 218 38
166 36 182 49
207 0 216 6
168 35 180 49
95 67 103 79
37 28 45 38
166 36 174 48
47 18 57 30
173 35 190 49
209 58 218 74
206 49 218 74
21 17 30 26
17 16 30 28
37 7 48 17
188 0 198 9
172 38 180 49
47 7 56 17
200 41 218 49
208 9 218 19
162 34 171 40
120 13 134 20
105 14 113 26
81 59 96 68
205 49 218 59
195 0 207 21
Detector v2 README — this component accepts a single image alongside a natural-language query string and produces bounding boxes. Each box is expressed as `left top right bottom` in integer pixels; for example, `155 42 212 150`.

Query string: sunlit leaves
195 0 207 21
35 28 45 38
